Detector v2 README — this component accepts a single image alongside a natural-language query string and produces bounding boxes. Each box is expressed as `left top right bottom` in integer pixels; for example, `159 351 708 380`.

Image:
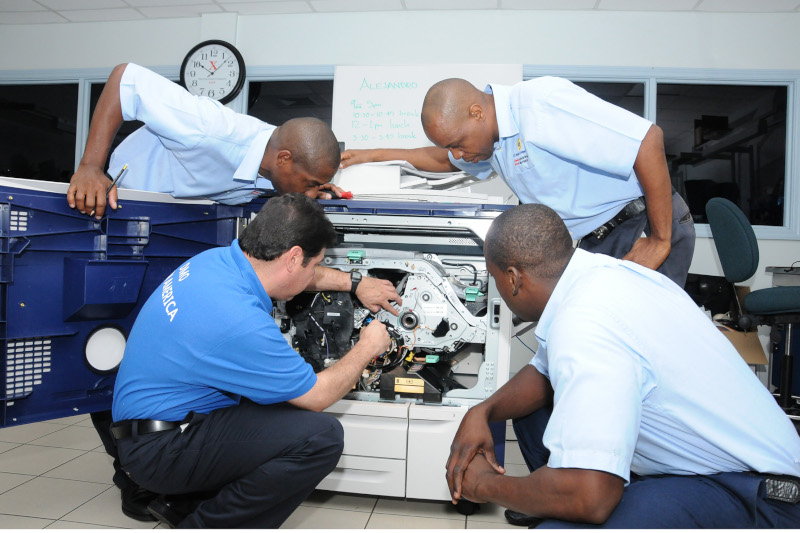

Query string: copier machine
0 176 518 502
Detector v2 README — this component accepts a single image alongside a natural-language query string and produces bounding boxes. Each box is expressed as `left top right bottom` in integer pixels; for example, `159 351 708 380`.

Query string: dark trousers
579 192 696 288
90 410 135 491
512 407 800 528
115 401 344 528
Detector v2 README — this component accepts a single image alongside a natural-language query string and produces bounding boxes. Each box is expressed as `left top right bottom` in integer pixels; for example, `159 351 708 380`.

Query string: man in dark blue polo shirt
110 194 395 528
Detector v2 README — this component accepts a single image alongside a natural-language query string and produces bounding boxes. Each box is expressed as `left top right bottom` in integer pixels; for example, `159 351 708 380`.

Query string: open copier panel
0 177 514 501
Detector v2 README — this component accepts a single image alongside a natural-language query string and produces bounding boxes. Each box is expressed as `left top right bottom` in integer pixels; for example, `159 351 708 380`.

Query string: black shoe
147 495 196 528
504 509 543 528
120 486 159 522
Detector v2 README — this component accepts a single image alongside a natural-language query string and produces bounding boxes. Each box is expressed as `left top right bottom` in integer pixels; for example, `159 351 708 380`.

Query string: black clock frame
179 39 246 105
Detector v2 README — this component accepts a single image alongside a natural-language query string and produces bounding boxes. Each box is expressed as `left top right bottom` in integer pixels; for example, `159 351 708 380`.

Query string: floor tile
61 485 158 528
504 441 525 465
0 441 21 454
0 445 83 475
47 414 91 426
0 422 66 444
0 476 108 520
0 513 54 528
45 520 112 528
0 472 35 495
504 462 530 477
42 451 115 484
373 496 464 519
467 518 522 528
280 505 371 529
301 490 378 512
366 512 466 529
29 425 103 451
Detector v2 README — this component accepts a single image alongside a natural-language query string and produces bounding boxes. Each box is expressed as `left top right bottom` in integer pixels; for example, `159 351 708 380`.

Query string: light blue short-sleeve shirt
532 249 800 482
451 77 653 239
108 63 276 205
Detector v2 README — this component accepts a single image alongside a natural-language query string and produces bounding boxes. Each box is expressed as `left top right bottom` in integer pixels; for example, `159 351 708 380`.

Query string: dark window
246 80 334 126
89 82 144 173
574 81 645 117
658 83 787 226
0 83 79 183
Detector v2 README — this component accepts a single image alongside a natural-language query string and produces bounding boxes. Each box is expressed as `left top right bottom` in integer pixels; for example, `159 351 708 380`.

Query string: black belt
764 474 800 504
586 196 647 241
110 419 181 440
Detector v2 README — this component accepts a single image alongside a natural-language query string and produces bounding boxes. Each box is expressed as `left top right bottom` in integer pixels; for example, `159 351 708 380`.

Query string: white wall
2 9 799 292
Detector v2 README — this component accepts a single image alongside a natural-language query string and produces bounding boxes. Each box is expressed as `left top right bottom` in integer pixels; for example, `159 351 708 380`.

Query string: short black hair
485 204 573 279
239 193 337 265
280 117 341 176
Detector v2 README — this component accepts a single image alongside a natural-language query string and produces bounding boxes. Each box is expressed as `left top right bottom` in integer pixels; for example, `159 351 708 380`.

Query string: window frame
1 64 797 240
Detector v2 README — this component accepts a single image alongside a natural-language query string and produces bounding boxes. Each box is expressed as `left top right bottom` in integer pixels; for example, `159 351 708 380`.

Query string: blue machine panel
0 179 509 428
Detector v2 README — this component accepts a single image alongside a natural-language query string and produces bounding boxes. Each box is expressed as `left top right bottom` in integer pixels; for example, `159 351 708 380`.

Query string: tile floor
0 414 528 529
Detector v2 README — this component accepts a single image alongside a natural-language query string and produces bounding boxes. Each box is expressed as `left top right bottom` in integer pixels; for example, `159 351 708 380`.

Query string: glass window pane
658 83 786 226
574 81 645 117
90 82 144 173
246 80 333 126
0 83 79 183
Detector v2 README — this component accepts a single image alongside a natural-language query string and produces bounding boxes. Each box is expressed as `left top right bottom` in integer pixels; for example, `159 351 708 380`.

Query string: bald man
445 203 800 528
341 77 695 289
69 62 343 219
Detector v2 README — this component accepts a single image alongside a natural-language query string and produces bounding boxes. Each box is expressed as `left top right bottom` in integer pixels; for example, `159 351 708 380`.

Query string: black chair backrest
705 197 760 284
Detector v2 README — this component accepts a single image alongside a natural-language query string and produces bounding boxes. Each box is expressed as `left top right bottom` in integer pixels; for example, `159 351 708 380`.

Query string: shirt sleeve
448 152 496 180
189 319 317 405
118 63 229 153
542 305 644 482
518 77 653 178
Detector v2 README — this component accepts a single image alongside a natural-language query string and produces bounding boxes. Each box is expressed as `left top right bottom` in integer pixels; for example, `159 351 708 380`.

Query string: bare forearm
479 365 553 423
307 265 351 292
475 466 623 524
633 125 673 243
342 147 458 172
79 63 127 169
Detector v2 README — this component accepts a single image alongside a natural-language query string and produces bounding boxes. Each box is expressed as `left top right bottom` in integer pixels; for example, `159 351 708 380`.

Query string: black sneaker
120 485 158 522
504 509 543 528
147 495 197 528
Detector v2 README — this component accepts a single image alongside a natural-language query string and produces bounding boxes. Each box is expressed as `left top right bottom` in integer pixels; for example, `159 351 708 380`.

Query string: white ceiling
2 0 800 25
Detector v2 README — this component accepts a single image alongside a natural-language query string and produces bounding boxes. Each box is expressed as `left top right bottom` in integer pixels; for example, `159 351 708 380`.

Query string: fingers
483 449 506 475
67 183 77 209
108 187 118 211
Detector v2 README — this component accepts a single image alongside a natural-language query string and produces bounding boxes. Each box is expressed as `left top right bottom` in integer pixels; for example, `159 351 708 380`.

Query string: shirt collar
485 83 519 143
233 125 275 184
534 249 610 342
229 239 273 312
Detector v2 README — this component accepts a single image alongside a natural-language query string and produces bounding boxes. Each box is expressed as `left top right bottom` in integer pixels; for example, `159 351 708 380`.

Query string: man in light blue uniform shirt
341 77 695 288
445 204 800 528
68 62 343 219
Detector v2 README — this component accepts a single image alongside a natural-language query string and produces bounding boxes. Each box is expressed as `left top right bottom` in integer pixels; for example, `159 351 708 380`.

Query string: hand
355 277 403 316
457 453 500 504
622 236 671 271
340 149 381 169
316 182 344 200
445 406 504 504
67 165 117 219
359 319 391 356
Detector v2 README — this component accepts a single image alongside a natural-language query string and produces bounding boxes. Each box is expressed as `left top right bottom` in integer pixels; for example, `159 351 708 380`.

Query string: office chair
706 197 800 420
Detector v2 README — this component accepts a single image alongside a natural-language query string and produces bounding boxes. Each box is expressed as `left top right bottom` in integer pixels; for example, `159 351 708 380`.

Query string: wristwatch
350 271 362 294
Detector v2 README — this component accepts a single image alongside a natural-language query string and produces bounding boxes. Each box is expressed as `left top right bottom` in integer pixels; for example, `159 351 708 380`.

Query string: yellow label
394 377 425 394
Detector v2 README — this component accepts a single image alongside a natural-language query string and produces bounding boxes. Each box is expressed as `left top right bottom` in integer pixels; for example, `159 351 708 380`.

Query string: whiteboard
332 64 522 150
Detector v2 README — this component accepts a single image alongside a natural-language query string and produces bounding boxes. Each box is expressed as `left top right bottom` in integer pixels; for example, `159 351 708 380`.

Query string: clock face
180 40 245 105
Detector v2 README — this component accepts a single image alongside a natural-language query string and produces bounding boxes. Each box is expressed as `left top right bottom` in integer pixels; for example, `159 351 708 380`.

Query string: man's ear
469 103 484 122
507 266 522 297
284 245 304 273
276 149 293 167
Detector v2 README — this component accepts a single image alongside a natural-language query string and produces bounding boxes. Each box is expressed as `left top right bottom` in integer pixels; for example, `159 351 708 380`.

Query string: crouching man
446 203 800 528
111 194 398 528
